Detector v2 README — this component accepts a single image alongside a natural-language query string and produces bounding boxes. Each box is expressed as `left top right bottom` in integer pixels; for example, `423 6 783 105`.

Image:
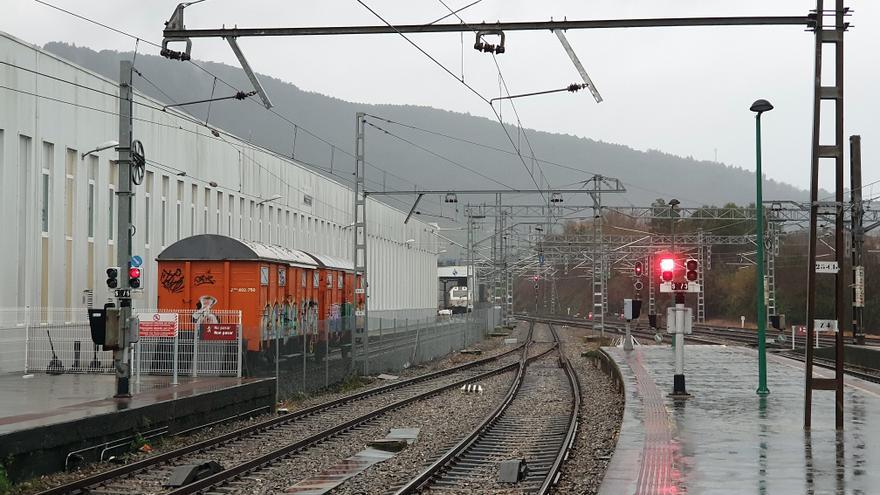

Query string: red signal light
129 267 141 279
660 257 674 282
634 261 643 277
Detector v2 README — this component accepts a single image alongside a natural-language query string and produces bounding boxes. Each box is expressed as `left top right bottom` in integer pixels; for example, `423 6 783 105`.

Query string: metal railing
1 307 242 378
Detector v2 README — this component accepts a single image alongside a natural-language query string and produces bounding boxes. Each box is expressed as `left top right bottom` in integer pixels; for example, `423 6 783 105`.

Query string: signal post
659 255 699 398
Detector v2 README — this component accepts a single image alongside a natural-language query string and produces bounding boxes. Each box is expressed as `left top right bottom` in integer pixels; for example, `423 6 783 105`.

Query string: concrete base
0 373 274 482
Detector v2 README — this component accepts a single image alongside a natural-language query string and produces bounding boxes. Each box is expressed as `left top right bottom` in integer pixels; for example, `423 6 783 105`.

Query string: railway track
38 326 535 495
520 314 880 384
393 323 581 494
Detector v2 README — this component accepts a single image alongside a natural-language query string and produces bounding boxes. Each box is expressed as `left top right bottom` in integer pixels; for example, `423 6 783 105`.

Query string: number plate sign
114 289 131 298
660 282 702 293
815 261 839 274
355 288 365 294
355 310 366 317
814 319 838 333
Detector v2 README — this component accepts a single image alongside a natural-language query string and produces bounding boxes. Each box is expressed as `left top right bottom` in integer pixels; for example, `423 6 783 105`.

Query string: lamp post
751 98 773 396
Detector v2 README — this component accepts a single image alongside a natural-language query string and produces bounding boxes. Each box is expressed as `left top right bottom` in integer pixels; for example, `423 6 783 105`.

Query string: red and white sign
202 323 238 341
139 313 179 338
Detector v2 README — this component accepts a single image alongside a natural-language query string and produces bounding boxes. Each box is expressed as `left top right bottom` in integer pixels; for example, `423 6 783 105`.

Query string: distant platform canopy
158 234 352 270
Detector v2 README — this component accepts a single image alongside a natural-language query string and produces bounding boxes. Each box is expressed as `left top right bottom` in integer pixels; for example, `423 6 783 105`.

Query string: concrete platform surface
0 372 274 482
601 345 880 495
0 373 263 434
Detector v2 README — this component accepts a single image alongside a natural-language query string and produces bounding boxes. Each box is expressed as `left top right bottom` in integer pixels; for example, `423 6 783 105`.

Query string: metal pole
275 319 279 401
114 60 134 398
755 113 770 396
671 293 688 396
172 330 179 385
850 135 865 344
236 315 242 378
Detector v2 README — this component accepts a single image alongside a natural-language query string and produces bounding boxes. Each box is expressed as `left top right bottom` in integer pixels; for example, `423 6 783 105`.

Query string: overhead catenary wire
31 0 433 206
355 0 546 201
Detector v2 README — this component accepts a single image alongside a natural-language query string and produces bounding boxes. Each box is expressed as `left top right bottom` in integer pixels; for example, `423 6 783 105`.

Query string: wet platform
600 345 880 494
0 372 274 482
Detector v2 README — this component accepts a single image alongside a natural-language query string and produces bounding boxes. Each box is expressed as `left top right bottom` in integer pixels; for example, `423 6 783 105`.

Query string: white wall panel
0 32 436 315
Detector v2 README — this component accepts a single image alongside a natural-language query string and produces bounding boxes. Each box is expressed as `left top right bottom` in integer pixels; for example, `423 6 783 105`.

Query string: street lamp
751 98 773 396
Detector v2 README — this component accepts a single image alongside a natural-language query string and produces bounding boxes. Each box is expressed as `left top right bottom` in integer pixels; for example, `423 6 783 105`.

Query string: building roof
157 234 320 268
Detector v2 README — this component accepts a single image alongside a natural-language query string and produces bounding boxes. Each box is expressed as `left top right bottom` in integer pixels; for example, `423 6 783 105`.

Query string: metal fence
0 307 242 378
1 305 501 400
268 306 500 400
134 309 243 381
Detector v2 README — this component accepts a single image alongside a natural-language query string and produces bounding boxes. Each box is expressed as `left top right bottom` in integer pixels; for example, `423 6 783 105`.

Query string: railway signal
106 266 120 289
128 266 142 289
634 261 643 277
686 258 699 282
660 257 674 282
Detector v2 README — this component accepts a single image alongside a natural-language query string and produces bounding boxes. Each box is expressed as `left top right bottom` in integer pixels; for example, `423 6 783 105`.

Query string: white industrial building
0 32 437 319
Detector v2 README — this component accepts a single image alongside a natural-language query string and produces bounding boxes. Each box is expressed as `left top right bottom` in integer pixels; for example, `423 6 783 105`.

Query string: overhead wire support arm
162 90 256 110
553 29 603 103
404 193 425 224
489 83 588 104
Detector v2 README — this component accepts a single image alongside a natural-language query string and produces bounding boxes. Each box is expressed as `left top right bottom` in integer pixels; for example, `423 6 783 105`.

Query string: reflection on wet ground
601 346 879 494
0 372 256 434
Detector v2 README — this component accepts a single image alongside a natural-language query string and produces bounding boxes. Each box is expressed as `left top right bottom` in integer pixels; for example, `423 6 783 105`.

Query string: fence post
173 327 180 385
301 314 306 394
236 314 242 378
24 305 31 372
192 321 200 377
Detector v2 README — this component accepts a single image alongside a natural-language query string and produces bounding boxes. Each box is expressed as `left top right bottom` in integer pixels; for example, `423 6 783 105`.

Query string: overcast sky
6 0 880 197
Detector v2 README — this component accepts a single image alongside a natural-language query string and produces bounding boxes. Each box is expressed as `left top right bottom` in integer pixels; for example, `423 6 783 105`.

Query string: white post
236 315 242 378
172 331 179 385
135 341 141 387
24 305 31 372
624 320 633 351
792 326 796 351
741 315 746 328
192 322 200 377
816 328 820 349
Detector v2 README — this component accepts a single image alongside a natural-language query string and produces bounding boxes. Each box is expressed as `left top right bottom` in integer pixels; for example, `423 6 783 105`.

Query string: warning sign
202 323 238 341
139 313 179 338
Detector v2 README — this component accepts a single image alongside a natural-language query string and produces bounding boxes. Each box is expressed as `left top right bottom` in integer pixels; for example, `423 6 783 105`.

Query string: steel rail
394 322 577 494
36 338 528 495
165 351 545 495
538 324 582 494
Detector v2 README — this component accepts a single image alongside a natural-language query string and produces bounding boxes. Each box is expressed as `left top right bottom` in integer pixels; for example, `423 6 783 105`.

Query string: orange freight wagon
157 234 353 352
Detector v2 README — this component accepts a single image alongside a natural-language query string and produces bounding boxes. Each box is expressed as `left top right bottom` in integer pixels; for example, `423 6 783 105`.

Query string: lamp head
750 99 774 114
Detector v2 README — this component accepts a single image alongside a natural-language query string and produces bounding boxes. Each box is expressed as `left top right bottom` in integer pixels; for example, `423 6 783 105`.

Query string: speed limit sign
634 281 644 291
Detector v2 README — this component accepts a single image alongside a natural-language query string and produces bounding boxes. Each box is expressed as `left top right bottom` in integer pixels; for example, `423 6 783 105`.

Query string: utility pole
850 135 865 344
114 60 134 398
353 112 369 374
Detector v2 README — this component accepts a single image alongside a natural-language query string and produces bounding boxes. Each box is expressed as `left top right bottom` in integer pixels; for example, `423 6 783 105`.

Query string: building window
41 141 53 234
260 266 269 286
87 157 97 238
278 267 286 286
65 148 76 239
